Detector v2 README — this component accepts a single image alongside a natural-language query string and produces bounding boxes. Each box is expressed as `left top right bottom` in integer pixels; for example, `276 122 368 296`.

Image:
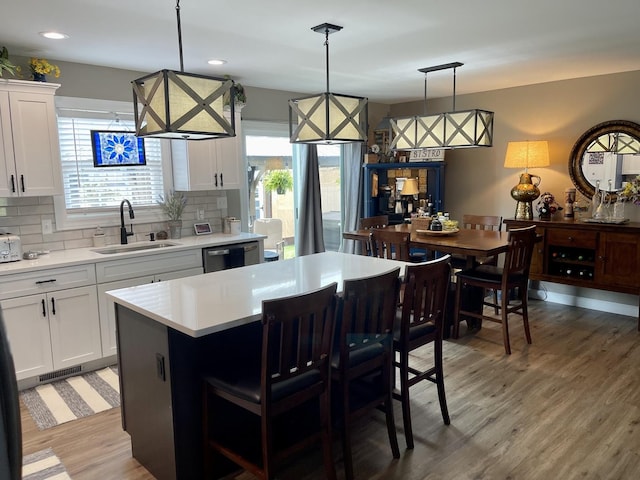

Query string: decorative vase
510 173 541 220
32 73 46 82
167 220 182 239
276 186 286 195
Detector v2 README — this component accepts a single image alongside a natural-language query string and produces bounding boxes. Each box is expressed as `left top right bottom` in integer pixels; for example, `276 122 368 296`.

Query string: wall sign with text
409 149 445 162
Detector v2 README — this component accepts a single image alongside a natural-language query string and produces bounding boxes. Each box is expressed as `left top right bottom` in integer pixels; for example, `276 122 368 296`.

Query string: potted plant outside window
263 170 293 195
157 190 187 238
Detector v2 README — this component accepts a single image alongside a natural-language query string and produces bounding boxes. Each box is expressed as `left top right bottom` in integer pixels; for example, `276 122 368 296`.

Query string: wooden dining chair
454 214 504 312
453 225 537 354
357 215 389 255
371 228 410 261
332 268 401 480
202 282 339 480
462 214 503 232
393 255 451 449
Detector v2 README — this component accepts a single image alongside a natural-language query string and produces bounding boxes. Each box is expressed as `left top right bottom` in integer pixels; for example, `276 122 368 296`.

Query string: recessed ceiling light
39 31 69 40
207 59 227 66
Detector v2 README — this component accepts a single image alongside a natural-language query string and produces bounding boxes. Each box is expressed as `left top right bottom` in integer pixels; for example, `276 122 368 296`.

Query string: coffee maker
378 185 394 214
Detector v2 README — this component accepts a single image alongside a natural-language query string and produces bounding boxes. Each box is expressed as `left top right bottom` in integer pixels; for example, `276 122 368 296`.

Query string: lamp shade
400 178 419 195
133 70 235 140
289 92 368 144
504 141 550 169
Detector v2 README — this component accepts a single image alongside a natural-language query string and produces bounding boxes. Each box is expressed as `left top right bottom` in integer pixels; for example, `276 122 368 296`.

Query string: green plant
0 46 20 78
224 75 246 105
157 190 187 220
263 169 293 194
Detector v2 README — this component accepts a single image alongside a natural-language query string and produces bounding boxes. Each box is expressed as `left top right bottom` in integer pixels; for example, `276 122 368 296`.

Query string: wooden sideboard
505 218 640 328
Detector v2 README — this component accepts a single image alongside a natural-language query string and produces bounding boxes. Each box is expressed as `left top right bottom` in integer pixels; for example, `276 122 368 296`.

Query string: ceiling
2 0 640 104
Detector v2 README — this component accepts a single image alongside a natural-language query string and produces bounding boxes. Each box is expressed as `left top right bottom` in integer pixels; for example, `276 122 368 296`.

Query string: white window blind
57 116 164 211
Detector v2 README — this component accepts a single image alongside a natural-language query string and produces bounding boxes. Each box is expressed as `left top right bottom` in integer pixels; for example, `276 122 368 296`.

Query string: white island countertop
106 251 409 337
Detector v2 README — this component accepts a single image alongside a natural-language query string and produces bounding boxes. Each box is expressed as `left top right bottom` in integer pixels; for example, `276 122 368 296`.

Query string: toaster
0 233 22 263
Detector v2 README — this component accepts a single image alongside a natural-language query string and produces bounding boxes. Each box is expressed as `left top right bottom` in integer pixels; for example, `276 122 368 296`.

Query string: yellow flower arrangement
29 57 61 78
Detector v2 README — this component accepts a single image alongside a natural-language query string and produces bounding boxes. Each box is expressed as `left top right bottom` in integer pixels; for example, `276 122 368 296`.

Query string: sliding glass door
244 121 344 257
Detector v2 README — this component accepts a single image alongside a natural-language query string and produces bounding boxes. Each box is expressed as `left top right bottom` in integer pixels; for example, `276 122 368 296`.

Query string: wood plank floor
20 299 640 479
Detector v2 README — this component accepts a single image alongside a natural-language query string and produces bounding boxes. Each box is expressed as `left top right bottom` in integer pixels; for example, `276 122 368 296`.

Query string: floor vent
39 365 82 382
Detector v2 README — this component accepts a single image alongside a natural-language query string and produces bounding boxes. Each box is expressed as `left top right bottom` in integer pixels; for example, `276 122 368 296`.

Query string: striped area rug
22 448 71 479
20 366 119 430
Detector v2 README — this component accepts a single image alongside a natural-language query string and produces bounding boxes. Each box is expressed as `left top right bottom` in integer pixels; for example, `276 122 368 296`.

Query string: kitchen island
107 251 409 480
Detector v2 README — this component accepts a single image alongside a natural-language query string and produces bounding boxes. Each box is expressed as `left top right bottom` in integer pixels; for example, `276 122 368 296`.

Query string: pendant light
132 0 236 140
289 23 368 144
390 62 494 150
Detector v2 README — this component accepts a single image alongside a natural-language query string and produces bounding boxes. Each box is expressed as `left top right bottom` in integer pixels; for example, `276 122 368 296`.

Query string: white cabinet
96 250 203 356
171 110 242 191
0 79 62 197
0 265 101 381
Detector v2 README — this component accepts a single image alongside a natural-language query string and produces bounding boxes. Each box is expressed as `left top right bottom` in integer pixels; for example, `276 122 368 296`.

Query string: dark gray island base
116 304 261 479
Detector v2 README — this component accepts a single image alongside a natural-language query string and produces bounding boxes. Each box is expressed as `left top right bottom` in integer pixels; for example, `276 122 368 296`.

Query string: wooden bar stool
202 283 338 480
332 268 401 480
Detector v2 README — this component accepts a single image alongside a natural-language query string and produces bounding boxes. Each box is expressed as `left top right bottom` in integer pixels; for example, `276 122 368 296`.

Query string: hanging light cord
324 28 330 92
423 73 428 115
176 0 184 72
452 65 457 111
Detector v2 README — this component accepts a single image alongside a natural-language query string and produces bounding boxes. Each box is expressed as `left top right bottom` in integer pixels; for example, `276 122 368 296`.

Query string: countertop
106 251 409 338
0 232 264 276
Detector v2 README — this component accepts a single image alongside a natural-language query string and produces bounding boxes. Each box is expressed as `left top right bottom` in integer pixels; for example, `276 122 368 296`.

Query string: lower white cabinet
2 285 101 381
97 266 203 357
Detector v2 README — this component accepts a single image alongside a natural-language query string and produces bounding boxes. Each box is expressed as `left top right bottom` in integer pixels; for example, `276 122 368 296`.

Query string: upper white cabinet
171 109 242 191
0 79 63 197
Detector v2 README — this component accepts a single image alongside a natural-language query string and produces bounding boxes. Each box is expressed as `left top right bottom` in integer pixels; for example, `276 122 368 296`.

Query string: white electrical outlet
197 208 205 220
217 197 227 209
42 219 53 235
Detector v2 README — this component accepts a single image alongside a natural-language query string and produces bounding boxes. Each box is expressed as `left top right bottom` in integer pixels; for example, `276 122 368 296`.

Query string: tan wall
387 70 640 223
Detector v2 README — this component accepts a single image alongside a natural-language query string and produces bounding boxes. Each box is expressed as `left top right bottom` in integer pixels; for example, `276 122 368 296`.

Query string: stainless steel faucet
120 199 135 244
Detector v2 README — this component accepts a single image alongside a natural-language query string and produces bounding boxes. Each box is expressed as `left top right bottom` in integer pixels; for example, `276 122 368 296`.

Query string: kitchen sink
92 241 181 255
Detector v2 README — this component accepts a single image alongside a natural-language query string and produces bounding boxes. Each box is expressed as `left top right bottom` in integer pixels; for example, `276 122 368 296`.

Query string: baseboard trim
529 287 637 318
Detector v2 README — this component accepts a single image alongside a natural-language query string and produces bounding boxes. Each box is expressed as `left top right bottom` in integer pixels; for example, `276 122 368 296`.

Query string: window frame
53 97 173 231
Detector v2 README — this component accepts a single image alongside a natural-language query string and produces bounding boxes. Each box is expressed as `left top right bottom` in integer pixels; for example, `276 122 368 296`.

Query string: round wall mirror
569 120 640 200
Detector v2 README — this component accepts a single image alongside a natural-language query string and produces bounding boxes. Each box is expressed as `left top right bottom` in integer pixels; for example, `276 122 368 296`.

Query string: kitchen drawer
546 229 597 249
96 248 202 283
0 264 96 300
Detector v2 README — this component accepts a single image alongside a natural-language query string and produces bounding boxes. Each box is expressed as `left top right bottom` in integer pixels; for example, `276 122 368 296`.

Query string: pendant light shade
289 23 368 144
390 63 494 150
132 0 235 140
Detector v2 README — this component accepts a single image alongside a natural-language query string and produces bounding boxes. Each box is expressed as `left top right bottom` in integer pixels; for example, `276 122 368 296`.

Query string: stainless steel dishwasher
202 241 260 272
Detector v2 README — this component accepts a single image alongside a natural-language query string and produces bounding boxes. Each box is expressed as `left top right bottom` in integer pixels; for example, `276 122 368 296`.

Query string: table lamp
400 177 420 214
504 141 550 220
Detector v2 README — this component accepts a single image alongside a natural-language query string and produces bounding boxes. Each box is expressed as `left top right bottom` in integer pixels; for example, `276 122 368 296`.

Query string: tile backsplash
0 191 228 252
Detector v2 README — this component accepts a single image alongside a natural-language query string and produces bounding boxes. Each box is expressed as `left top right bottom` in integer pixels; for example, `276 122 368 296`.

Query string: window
53 97 171 230
244 121 344 255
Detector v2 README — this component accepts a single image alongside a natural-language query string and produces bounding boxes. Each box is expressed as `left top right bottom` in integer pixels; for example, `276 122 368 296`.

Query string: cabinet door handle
10 175 15 193
51 297 56 315
220 173 223 187
567 236 573 241
35 279 57 285
41 298 46 317
20 175 25 193
214 173 218 187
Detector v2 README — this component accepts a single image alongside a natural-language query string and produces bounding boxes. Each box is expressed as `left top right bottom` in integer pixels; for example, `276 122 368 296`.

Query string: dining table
342 223 511 268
